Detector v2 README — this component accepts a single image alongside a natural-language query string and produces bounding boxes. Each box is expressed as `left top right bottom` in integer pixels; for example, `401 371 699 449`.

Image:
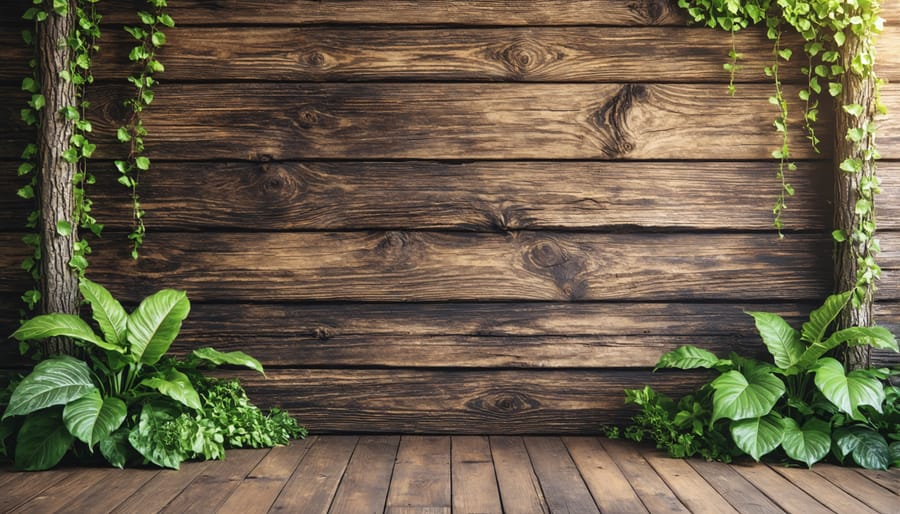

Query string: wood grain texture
599 439 691 513
22 0 684 26
686 460 784 514
523 437 600 514
770 466 881 514
268 436 357 513
111 461 213 514
9 468 111 514
0 231 832 302
731 464 832 514
563 436 649 514
158 449 266 514
0 27 805 83
451 436 503 514
225 369 712 433
216 440 316 514
385 436 452 514
0 83 829 160
489 437 549 514
0 160 832 232
641 449 739 514
811 464 900 514
329 435 400 514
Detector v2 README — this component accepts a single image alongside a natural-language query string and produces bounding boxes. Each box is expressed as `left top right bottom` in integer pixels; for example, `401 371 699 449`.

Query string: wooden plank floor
1 436 897 513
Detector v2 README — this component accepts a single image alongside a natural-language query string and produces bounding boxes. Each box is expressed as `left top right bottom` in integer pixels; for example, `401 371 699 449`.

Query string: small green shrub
617 292 899 469
0 278 305 470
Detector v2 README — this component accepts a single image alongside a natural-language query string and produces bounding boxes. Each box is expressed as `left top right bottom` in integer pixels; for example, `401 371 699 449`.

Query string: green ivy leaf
843 103 864 117
135 156 151 171
128 403 185 469
3 356 97 419
730 414 784 461
840 158 863 174
711 369 785 422
55 220 72 237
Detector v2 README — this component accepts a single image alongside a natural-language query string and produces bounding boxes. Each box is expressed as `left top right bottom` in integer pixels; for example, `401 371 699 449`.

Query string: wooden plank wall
1 1 898 433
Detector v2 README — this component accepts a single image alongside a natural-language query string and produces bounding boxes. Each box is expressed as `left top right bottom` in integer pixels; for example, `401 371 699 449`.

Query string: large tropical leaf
14 407 75 470
62 390 127 448
730 414 784 461
800 291 851 345
191 347 265 375
11 314 122 354
747 311 803 370
813 358 885 421
141 368 201 410
711 369 785 422
3 356 97 419
127 289 190 365
824 326 898 351
79 278 128 347
890 442 900 468
846 428 890 470
780 417 831 467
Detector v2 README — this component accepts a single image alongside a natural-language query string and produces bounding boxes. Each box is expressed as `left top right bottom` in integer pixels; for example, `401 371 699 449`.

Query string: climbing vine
677 0 885 307
16 0 172 317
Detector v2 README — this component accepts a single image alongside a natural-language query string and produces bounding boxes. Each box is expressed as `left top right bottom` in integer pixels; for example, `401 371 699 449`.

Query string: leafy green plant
1 278 304 470
620 291 899 468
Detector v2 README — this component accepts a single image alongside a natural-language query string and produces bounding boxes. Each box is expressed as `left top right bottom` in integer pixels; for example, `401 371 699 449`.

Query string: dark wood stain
1 0 898 434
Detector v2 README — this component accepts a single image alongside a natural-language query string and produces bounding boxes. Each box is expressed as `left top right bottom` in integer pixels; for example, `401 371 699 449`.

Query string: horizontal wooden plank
0 83 831 160
228 368 711 433
0 160 833 231
0 27 806 83
0 231 832 302
0 0 686 26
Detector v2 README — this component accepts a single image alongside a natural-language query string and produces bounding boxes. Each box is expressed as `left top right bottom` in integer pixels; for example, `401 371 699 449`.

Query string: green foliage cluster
617 292 900 469
16 0 173 315
0 279 305 470
677 0 884 303
115 0 174 259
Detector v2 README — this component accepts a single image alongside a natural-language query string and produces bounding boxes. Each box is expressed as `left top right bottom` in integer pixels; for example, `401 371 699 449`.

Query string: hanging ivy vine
677 0 885 306
16 0 172 315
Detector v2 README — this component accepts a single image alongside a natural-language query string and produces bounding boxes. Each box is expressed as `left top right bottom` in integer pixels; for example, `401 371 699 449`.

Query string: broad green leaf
747 311 803 370
781 417 831 467
890 442 900 468
800 292 851 345
824 326 898 352
849 428 890 470
141 369 201 410
100 427 132 469
127 289 190 365
128 403 186 469
12 314 122 353
711 369 785 422
62 391 127 448
3 356 98 419
191 347 265 375
813 358 885 420
79 278 128 347
14 407 74 470
731 414 784 461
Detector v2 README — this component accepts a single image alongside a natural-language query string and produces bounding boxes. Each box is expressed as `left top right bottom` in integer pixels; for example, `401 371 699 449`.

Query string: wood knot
527 240 568 268
589 84 646 157
297 109 320 128
493 38 557 79
627 0 668 23
252 164 305 202
466 391 540 417
314 327 334 340
372 231 416 272
305 50 326 67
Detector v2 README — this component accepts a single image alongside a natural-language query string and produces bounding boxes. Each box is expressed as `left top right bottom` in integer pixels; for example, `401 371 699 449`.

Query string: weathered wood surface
3 437 898 514
0 27 804 83
0 232 833 302
227 369 711 433
0 82 829 160
0 160 833 232
2 0 686 26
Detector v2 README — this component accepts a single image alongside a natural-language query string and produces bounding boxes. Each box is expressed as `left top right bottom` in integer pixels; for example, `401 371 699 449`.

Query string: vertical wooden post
38 2 79 355
833 28 878 370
